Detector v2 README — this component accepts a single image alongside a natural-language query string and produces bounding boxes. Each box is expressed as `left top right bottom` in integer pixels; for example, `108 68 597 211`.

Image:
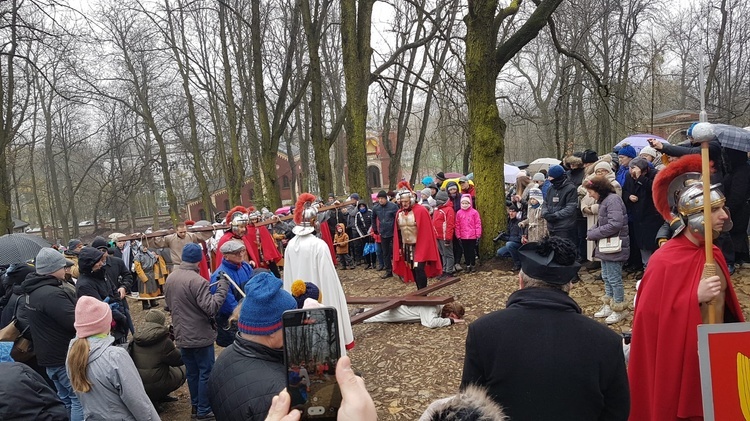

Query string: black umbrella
0 233 51 265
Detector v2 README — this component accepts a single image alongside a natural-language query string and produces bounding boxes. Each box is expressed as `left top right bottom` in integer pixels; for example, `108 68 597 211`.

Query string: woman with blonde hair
66 296 159 420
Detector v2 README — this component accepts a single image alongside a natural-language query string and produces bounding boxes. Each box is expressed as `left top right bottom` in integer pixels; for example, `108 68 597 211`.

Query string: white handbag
598 237 622 254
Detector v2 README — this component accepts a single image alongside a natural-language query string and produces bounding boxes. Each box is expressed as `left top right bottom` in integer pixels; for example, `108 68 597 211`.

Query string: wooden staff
699 137 716 324
116 199 357 241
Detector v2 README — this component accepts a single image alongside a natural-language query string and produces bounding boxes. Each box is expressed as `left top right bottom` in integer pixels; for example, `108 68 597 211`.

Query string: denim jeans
47 365 83 421
437 239 455 274
601 260 624 303
496 241 522 266
181 345 215 416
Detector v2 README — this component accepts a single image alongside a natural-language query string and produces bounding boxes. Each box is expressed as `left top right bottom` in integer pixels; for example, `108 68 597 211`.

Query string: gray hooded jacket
67 335 160 420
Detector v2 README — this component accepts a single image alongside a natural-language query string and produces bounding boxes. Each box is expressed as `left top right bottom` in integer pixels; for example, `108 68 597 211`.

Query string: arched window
367 166 381 188
199 209 206 220
224 199 230 210
282 176 290 189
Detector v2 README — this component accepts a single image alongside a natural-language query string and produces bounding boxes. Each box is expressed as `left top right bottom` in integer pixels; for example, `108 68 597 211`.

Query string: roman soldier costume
392 181 442 289
628 154 744 420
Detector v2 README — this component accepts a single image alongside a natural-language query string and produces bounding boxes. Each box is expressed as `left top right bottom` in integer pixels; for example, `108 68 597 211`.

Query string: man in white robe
283 193 355 355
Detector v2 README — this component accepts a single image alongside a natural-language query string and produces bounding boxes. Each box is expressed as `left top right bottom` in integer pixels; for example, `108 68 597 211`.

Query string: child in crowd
432 190 456 278
518 187 548 243
66 296 159 420
454 194 482 273
334 223 354 270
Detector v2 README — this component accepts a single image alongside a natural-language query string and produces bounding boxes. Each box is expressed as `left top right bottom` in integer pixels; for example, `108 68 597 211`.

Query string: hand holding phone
265 356 377 421
283 308 342 420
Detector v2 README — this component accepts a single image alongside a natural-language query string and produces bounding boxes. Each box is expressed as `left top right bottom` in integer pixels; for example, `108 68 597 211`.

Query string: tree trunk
464 0 563 257
166 0 213 217
301 0 333 196
340 0 375 196
219 2 245 207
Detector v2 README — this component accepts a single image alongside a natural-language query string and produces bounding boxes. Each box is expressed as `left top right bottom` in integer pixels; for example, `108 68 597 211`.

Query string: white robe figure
363 305 452 328
283 232 355 355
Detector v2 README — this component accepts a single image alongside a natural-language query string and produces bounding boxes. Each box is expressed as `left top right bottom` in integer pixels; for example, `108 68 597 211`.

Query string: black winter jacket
76 247 118 301
371 200 399 238
622 172 662 251
461 287 629 421
130 321 185 401
0 264 35 329
542 176 579 232
21 273 77 367
208 335 286 421
0 362 68 420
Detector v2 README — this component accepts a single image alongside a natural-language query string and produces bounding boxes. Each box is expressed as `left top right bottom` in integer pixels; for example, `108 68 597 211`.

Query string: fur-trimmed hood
419 386 508 421
564 155 583 169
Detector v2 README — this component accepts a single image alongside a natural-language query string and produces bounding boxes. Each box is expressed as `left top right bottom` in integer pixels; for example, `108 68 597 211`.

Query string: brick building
642 110 718 143
185 151 302 221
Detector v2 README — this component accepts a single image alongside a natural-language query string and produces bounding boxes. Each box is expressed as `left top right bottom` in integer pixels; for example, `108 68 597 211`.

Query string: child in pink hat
66 296 159 420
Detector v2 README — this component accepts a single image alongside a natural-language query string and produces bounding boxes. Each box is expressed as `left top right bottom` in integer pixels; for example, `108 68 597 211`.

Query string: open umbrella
712 124 750 152
615 134 667 154
443 172 464 179
275 206 291 215
527 158 561 175
504 164 521 184
0 233 51 265
510 161 529 169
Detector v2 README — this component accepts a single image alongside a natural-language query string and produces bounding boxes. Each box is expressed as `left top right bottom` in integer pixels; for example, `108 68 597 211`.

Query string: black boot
141 300 151 310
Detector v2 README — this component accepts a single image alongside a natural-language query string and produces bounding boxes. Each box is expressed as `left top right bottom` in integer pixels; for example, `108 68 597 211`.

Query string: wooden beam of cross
348 275 462 324
116 200 356 241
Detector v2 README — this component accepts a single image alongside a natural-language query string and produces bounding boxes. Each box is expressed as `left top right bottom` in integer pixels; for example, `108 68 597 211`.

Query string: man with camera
494 207 523 271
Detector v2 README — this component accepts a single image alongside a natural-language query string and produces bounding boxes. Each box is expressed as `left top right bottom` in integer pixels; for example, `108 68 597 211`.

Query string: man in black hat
461 237 629 421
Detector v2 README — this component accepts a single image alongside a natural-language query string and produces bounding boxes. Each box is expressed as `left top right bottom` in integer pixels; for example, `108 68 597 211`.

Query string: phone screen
282 308 342 420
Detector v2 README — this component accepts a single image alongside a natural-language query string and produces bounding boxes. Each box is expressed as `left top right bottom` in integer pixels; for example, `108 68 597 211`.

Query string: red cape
628 234 744 420
215 231 257 268
319 226 337 264
392 204 442 282
245 225 282 269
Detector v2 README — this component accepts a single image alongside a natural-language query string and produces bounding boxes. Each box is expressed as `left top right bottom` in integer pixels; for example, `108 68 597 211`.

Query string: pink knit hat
74 296 112 338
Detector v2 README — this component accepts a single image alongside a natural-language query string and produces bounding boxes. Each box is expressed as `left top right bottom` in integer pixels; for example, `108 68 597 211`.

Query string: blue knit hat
618 145 637 159
290 280 322 309
548 165 565 179
238 272 297 335
181 243 203 263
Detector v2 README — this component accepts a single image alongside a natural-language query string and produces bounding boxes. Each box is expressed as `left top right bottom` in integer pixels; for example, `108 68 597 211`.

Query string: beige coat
152 231 212 266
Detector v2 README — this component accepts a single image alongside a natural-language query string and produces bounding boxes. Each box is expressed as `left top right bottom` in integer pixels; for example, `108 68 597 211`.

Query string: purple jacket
586 193 630 262
455 207 482 240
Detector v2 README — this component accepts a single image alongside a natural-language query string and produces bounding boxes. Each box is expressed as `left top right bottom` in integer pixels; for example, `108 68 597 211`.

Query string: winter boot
606 301 627 324
594 296 612 318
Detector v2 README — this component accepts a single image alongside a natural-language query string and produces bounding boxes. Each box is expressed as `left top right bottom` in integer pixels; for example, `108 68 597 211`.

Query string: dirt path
143 260 750 420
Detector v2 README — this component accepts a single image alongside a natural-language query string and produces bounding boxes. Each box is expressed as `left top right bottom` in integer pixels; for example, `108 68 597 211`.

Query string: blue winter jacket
210 260 254 317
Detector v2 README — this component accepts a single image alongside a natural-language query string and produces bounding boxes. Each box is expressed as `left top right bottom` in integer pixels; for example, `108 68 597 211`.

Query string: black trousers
412 262 428 290
381 236 394 273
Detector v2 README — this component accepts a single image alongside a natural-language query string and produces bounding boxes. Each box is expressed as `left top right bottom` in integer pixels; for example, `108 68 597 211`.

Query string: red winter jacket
432 202 455 241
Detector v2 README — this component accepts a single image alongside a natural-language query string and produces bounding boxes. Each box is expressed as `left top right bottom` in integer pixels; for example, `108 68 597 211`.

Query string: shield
713 124 750 153
615 134 667 154
0 233 51 265
527 158 561 175
504 164 521 184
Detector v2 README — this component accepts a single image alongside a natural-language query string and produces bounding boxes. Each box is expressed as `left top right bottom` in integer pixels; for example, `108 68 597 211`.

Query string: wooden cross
347 275 462 324
116 200 356 241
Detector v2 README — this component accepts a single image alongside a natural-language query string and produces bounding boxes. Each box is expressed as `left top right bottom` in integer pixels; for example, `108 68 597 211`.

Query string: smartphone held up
282 307 342 420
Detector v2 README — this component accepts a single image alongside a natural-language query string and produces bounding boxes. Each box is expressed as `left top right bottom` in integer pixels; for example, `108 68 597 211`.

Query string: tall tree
464 0 564 257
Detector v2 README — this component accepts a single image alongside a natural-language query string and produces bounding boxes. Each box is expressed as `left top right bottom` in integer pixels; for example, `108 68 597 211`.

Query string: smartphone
282 307 342 420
